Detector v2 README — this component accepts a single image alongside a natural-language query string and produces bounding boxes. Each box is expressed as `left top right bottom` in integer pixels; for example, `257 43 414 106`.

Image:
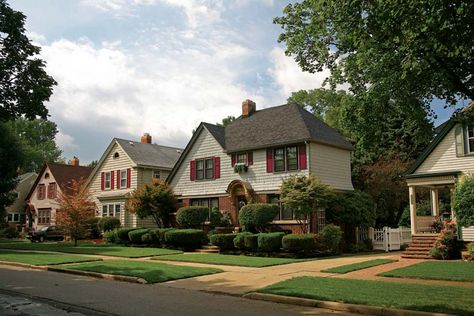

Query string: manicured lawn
259 276 474 315
0 239 28 243
0 242 182 258
154 253 305 267
380 261 474 282
62 260 222 283
0 249 101 266
321 259 397 274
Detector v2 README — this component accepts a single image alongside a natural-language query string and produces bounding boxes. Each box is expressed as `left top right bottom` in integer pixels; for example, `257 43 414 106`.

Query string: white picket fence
357 226 412 252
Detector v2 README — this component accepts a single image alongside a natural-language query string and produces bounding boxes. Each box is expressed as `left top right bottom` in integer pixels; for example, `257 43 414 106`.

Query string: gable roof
224 104 353 153
202 123 225 148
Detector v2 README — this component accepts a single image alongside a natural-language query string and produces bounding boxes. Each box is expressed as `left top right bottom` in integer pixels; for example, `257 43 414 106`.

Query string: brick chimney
70 156 80 167
242 99 256 118
141 133 152 144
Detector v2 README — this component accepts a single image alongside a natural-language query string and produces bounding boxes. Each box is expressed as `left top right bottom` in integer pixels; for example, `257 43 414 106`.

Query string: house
5 172 37 230
86 134 182 227
25 159 93 229
167 100 354 233
404 102 474 241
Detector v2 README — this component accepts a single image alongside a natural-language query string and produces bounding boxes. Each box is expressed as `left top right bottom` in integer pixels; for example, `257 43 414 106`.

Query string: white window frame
153 171 161 180
120 170 127 188
466 125 474 153
102 203 121 218
104 172 111 190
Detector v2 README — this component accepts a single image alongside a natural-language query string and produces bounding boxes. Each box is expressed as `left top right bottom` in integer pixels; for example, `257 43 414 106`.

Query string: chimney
70 156 80 167
242 99 256 118
141 133 152 144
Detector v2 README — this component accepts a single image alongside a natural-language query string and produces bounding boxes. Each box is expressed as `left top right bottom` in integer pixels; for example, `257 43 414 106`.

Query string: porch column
450 187 456 221
409 186 417 235
430 188 439 217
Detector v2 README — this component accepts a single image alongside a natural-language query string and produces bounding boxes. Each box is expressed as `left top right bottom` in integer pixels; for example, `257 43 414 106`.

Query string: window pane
102 205 108 216
121 170 127 187
210 198 219 210
470 139 474 153
196 160 204 180
108 204 114 216
115 204 121 217
287 146 298 170
237 153 247 164
274 148 285 172
205 159 214 179
281 206 293 220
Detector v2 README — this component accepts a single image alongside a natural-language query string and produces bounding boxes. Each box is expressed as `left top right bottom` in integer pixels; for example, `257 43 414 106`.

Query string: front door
235 195 247 225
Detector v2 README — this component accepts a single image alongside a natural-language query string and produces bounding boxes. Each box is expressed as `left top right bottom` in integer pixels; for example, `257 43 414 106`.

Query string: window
44 173 50 179
102 203 121 218
286 146 298 171
8 213 26 223
104 172 111 190
113 152 120 158
120 170 127 188
190 198 219 221
273 146 300 172
467 125 474 153
269 194 296 221
274 148 285 172
196 158 214 180
205 159 214 179
38 209 51 224
237 153 247 164
153 171 161 180
37 184 46 200
196 160 204 180
47 182 56 199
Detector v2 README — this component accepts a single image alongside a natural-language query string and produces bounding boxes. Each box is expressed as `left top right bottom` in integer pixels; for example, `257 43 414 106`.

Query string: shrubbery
257 232 284 252
98 216 121 232
164 229 204 249
210 233 236 251
244 234 259 250
282 234 316 252
209 208 222 229
128 228 150 244
85 217 101 239
103 229 118 243
238 204 279 232
176 206 209 228
0 226 19 239
454 176 474 227
117 228 138 243
468 242 474 255
431 220 461 260
319 224 342 254
233 232 252 250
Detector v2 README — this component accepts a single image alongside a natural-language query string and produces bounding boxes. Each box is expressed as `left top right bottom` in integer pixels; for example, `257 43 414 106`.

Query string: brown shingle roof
47 163 93 189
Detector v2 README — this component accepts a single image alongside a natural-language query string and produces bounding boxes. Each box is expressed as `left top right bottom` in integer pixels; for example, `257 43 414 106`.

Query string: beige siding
6 174 36 215
309 142 354 191
170 127 310 197
462 226 474 242
29 167 60 228
416 125 474 174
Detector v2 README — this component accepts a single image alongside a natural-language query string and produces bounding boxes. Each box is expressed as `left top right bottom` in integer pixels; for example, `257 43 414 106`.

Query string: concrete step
401 254 433 259
195 248 219 253
406 246 433 251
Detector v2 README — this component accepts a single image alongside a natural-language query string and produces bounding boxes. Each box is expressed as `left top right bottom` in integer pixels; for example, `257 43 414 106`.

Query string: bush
152 228 175 244
320 224 342 254
98 216 121 232
210 233 236 251
209 208 222 229
0 227 19 239
258 232 284 252
432 220 461 260
164 229 204 249
116 228 138 243
244 234 259 250
282 234 316 252
176 206 209 228
141 232 160 245
358 238 374 252
454 176 474 226
85 217 101 239
104 229 118 243
233 232 252 250
128 228 150 244
238 204 279 232
468 242 474 255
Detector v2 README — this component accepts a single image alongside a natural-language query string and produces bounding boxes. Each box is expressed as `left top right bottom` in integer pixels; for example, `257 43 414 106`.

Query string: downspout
305 141 311 233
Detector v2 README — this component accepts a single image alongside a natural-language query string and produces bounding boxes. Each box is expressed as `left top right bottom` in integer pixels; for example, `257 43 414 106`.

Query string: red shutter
126 168 131 188
247 152 253 165
46 184 50 199
101 172 104 191
111 171 115 190
53 183 57 198
116 170 121 189
190 160 196 181
266 149 273 173
231 154 236 167
299 144 307 170
37 185 41 199
214 157 220 178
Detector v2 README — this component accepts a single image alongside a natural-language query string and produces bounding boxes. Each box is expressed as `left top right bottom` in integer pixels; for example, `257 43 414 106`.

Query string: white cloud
55 129 78 149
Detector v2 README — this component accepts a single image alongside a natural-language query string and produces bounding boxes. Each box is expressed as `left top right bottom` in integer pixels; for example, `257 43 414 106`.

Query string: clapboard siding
416 124 474 174
309 143 353 191
462 226 474 241
29 166 60 227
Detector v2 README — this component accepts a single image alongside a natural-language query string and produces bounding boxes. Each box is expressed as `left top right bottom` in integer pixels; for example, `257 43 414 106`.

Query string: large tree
275 0 474 106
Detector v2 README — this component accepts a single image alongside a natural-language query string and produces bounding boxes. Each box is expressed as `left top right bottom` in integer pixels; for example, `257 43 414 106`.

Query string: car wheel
39 236 44 242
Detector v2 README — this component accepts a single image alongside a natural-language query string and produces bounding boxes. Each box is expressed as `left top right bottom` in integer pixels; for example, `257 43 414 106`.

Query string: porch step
401 254 433 259
195 245 219 253
402 235 438 259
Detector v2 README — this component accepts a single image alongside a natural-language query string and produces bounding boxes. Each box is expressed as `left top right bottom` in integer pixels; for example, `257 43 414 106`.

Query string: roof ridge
293 104 315 140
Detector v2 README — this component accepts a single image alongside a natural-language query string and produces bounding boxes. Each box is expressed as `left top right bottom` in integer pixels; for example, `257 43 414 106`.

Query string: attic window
113 152 120 159
45 173 50 179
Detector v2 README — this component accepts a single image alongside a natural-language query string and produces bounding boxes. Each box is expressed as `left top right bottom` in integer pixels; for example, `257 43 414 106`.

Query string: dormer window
45 173 50 179
113 152 120 159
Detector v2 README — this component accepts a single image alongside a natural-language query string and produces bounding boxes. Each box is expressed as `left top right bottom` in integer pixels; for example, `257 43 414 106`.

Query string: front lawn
321 259 397 274
0 249 101 266
0 242 182 258
154 253 305 267
61 260 222 283
259 276 474 315
380 261 474 282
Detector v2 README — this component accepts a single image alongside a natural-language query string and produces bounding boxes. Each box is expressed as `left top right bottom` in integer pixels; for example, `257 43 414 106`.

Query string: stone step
195 248 219 253
401 254 433 259
406 246 433 251
404 250 432 255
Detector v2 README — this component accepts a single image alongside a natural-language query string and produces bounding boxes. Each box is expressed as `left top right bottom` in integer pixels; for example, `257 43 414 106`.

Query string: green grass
259 276 474 315
380 261 474 282
154 253 305 267
61 260 222 283
321 259 397 274
0 239 28 243
0 242 182 258
0 249 101 266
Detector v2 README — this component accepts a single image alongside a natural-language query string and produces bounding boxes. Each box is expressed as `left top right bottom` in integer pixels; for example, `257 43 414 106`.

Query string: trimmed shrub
117 228 138 242
233 232 252 250
98 216 121 232
0 227 19 239
176 206 209 228
282 234 316 252
454 175 474 227
238 203 279 232
258 232 284 252
244 234 259 250
153 228 175 244
84 217 101 239
164 229 204 249
210 233 236 251
141 232 159 245
104 229 118 243
320 224 343 254
128 228 150 244
468 242 474 255
209 208 223 229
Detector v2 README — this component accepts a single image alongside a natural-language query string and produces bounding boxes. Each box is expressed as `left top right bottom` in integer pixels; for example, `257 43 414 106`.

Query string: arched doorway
226 180 255 225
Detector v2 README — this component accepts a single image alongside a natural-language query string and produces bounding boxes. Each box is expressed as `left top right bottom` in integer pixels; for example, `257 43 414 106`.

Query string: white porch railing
362 226 412 252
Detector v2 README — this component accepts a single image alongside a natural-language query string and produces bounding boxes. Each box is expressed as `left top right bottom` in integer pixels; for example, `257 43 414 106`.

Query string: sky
9 0 470 164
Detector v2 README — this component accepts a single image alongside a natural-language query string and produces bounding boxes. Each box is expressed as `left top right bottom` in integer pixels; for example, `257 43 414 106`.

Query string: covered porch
405 172 458 235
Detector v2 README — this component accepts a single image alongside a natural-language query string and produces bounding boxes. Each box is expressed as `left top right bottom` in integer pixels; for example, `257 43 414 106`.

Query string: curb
243 293 451 316
0 260 48 270
46 267 148 284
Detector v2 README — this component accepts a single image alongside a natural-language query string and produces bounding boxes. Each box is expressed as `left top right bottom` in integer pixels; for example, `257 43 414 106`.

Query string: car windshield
40 226 50 231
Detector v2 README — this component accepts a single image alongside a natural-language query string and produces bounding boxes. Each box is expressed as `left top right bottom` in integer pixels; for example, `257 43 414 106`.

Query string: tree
55 178 96 246
87 160 98 168
216 116 235 127
0 0 56 121
280 175 334 233
275 1 474 106
5 118 62 172
453 175 474 227
127 179 176 227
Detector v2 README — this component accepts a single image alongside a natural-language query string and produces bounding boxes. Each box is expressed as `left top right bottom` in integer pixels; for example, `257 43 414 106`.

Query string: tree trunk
74 237 78 247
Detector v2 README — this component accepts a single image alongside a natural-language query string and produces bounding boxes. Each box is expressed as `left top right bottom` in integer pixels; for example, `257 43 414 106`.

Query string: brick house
167 100 354 233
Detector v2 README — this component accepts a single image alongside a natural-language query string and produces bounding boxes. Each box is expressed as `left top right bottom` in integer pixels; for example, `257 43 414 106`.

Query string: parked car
27 226 64 242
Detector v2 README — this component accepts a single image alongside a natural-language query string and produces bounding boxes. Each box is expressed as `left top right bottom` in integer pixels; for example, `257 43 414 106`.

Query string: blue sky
9 0 469 164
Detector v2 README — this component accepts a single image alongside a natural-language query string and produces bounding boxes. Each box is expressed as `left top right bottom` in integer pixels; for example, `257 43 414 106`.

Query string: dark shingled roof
115 138 183 169
203 123 225 148
224 104 353 152
48 163 93 189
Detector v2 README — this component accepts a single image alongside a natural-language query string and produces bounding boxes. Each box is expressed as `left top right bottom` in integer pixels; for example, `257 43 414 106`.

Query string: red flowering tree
56 178 96 246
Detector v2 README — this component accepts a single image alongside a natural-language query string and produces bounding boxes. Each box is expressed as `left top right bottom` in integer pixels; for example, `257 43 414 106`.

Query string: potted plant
234 163 248 173
215 211 235 234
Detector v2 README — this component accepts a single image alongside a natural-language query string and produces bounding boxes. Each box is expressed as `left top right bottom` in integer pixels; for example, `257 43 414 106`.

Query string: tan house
86 134 182 227
5 172 37 229
168 100 354 233
26 160 93 229
404 103 474 241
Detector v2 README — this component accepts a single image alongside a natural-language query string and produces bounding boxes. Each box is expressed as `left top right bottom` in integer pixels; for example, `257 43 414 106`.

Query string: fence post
383 226 389 252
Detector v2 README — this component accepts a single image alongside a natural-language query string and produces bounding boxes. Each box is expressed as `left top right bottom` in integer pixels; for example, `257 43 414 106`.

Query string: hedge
210 233 236 251
258 232 284 252
128 228 150 244
98 216 121 232
117 228 138 242
149 228 175 245
176 206 209 228
244 234 259 250
238 203 279 232
320 224 343 254
141 231 160 244
282 234 316 252
103 229 118 243
164 229 204 249
233 232 252 250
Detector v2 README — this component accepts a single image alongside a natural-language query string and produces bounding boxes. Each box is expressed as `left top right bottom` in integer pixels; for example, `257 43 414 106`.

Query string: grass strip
0 249 101 266
154 253 305 267
61 260 222 283
380 261 474 282
321 259 397 274
259 276 474 315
